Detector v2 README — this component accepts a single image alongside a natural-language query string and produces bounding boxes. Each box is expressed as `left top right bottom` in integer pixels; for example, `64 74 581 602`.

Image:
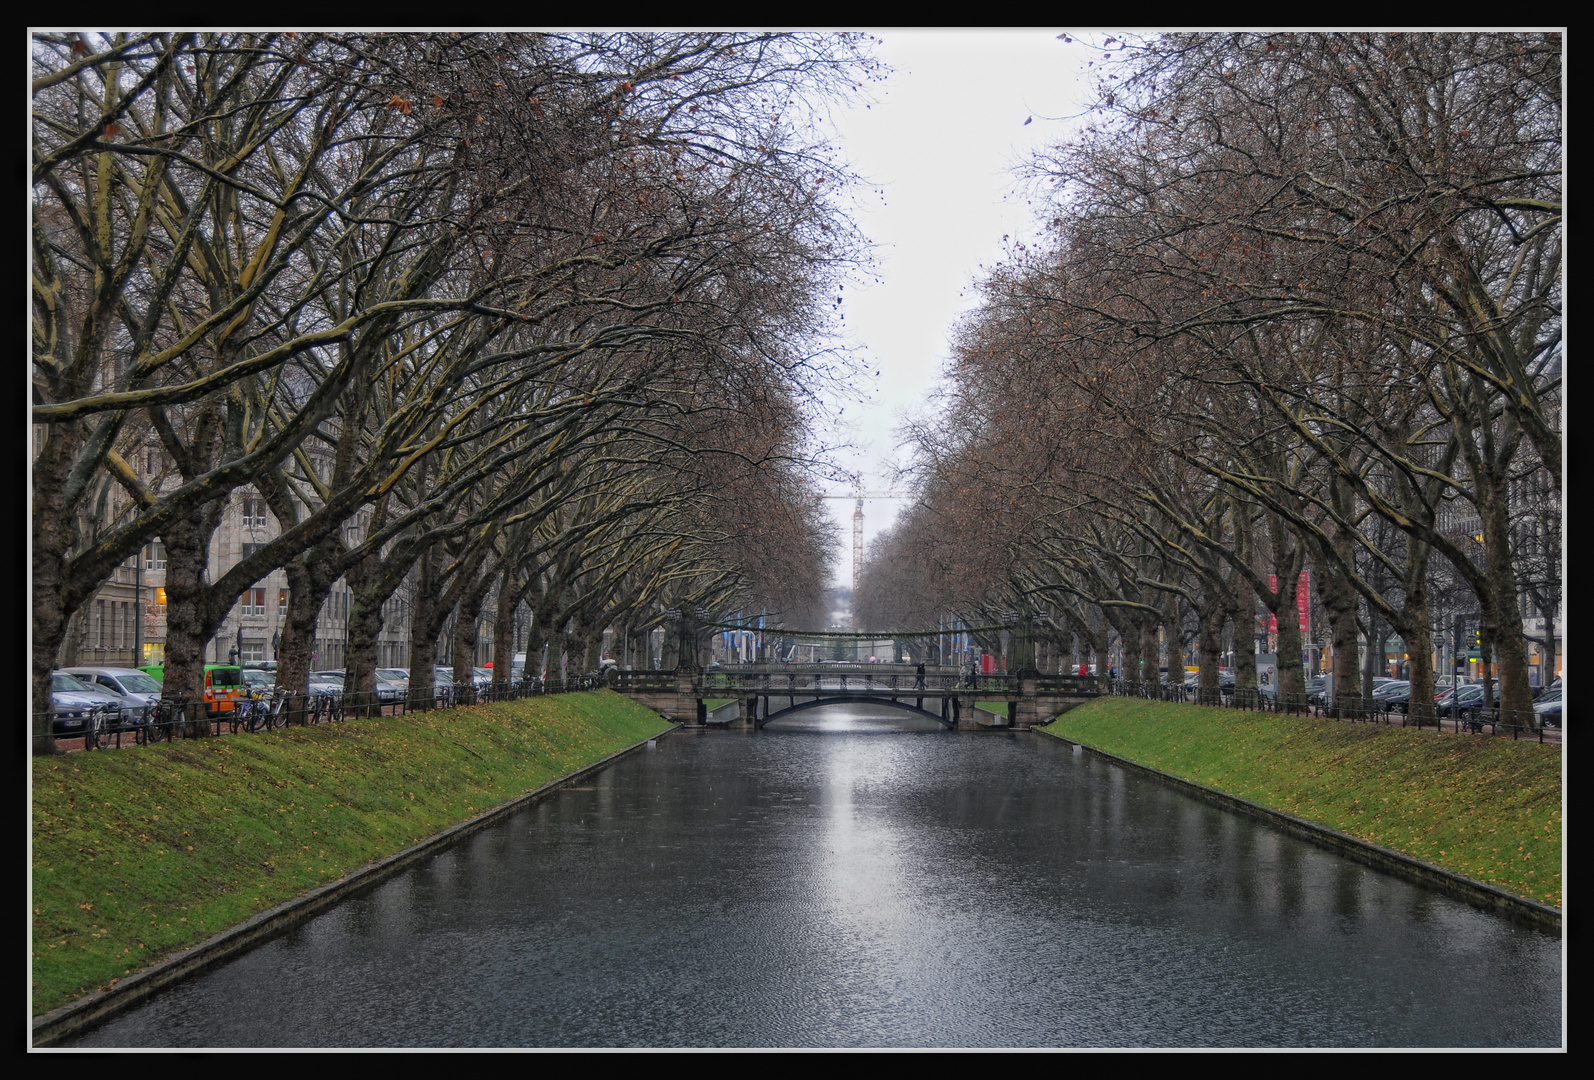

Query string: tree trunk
1478 468 1534 721
160 503 227 733
491 579 521 692
1320 564 1361 710
31 439 75 751
1274 578 1306 697
1197 601 1224 696
345 553 400 717
453 578 491 689
1232 607 1257 693
1267 514 1309 696
568 615 589 674
1142 602 1159 685
407 554 449 710
660 619 679 670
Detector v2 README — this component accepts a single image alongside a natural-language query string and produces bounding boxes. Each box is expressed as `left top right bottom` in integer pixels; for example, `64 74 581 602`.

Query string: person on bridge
915 661 926 690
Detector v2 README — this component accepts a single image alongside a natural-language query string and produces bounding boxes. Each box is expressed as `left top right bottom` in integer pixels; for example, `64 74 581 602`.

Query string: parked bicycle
81 703 121 751
267 688 292 729
234 689 274 733
307 690 344 725
136 696 185 746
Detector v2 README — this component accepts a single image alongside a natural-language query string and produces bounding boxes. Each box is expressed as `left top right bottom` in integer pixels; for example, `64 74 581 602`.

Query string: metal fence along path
32 675 608 756
1107 681 1560 745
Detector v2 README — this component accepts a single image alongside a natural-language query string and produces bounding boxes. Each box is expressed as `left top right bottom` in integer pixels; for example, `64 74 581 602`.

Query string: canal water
69 707 1562 1048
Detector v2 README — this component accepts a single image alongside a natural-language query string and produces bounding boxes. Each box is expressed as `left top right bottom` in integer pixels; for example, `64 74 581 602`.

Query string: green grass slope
1043 698 1561 908
32 690 670 1015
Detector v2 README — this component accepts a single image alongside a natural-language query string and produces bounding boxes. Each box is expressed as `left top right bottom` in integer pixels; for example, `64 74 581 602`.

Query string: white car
63 666 162 723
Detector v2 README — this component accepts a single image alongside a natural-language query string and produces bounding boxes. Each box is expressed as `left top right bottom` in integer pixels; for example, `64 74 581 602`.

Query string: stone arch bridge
609 665 1100 729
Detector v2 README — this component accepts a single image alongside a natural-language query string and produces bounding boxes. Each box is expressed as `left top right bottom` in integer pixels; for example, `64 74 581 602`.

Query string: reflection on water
763 701 948 733
70 704 1562 1048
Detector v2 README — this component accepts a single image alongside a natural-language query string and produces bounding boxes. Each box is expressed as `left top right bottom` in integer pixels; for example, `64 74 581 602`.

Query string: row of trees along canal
32 32 872 750
856 33 1560 725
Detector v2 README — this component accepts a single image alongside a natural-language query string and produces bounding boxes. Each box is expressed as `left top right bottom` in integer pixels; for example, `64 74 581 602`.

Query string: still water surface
71 707 1561 1047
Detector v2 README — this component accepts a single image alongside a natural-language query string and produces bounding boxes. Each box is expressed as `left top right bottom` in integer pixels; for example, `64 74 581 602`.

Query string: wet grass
1041 698 1562 908
702 698 734 711
31 690 671 1016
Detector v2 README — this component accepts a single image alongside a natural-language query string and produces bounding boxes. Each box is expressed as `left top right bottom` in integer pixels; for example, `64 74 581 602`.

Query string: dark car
1305 677 1330 705
1436 683 1486 722
1534 687 1562 727
1373 680 1412 713
49 672 122 734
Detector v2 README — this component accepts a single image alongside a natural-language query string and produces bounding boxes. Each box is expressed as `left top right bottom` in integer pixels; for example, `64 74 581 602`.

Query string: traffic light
1474 625 1483 650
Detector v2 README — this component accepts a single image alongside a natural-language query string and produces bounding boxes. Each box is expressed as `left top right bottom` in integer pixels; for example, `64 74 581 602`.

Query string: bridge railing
701 671 1026 695
609 668 1112 697
609 669 680 693
1033 675 1101 695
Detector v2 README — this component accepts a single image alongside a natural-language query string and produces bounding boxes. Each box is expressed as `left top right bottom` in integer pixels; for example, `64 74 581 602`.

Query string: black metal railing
1107 680 1558 744
695 670 1023 695
32 673 608 755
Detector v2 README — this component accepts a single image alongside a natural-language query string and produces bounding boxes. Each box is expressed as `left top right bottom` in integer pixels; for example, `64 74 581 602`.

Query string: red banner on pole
1298 570 1310 633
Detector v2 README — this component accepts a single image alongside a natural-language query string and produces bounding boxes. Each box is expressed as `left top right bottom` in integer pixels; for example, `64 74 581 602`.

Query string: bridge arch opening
756 694 957 730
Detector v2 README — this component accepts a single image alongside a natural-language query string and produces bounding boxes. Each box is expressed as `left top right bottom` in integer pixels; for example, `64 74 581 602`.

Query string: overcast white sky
815 30 1099 587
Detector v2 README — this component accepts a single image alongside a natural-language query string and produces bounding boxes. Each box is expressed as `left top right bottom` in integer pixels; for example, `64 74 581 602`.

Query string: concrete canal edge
31 723 682 1048
1035 728 1562 937
704 700 740 724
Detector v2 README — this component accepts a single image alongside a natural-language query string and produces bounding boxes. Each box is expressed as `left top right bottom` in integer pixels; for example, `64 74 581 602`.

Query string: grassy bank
1042 698 1561 908
31 690 671 1015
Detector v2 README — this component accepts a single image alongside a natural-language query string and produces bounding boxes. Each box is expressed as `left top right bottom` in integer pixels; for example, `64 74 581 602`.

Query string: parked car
426 667 476 698
63 666 162 723
1436 683 1487 722
1305 677 1330 705
49 671 124 734
307 671 346 698
370 671 406 701
1533 687 1562 727
1433 675 1481 696
1372 680 1412 713
241 668 276 691
379 668 411 694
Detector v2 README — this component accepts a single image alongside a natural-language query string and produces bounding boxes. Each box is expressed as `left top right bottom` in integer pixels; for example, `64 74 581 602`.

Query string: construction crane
819 472 908 626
